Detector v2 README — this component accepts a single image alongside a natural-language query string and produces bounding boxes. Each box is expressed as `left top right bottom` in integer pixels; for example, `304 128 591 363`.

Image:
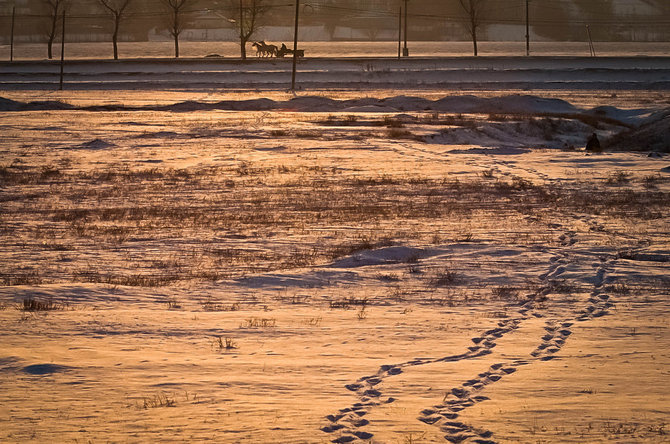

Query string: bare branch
161 0 194 57
97 0 134 59
40 0 68 59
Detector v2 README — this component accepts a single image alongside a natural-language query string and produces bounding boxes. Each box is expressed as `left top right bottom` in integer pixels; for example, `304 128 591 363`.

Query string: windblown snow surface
1 86 669 443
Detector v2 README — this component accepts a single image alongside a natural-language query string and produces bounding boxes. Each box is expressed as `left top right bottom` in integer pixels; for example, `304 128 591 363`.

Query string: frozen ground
0 82 669 443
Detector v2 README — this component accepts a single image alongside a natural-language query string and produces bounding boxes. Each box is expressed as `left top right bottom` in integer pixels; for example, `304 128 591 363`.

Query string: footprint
451 388 470 398
444 434 472 443
321 424 345 433
419 415 442 425
351 418 369 428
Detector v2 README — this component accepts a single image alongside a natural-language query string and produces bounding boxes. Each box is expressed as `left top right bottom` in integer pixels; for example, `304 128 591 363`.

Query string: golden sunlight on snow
1 87 668 443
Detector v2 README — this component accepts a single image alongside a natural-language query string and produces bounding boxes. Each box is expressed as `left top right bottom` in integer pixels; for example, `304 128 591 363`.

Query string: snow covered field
1 64 669 443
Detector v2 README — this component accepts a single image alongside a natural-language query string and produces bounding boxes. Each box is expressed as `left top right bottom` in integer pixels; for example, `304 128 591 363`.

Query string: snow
1 64 669 443
330 246 430 268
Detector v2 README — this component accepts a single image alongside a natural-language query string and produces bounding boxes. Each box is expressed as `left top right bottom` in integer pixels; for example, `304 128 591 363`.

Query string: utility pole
239 0 244 59
397 6 401 59
525 0 530 56
586 25 596 57
403 0 408 56
59 11 65 90
291 0 299 90
10 6 15 61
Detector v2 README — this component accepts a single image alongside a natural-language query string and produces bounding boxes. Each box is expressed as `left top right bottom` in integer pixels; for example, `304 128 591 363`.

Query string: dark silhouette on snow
277 43 304 58
586 133 601 152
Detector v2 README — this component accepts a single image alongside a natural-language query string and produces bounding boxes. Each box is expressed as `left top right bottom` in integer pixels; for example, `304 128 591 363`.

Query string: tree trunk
472 30 478 56
113 19 120 60
239 0 246 60
47 15 58 60
172 10 180 58
471 18 478 56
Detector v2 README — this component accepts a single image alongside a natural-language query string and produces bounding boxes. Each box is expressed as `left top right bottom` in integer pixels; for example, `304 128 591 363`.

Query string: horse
252 41 278 58
259 41 279 57
265 43 279 57
252 42 267 57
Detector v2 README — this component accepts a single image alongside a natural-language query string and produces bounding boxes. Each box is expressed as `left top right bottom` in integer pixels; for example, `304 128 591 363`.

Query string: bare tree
458 0 486 56
231 0 271 60
162 0 194 58
98 0 133 60
41 0 67 59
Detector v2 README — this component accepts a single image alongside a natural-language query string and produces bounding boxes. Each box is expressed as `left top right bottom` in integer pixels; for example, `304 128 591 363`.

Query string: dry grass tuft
213 336 238 351
329 297 368 309
429 268 459 287
139 392 176 409
240 317 276 328
491 286 520 301
202 299 240 312
18 298 68 311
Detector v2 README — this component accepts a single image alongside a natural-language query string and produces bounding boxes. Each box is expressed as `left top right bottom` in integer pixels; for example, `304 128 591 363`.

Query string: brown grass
3 162 668 287
18 298 68 311
240 318 276 328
